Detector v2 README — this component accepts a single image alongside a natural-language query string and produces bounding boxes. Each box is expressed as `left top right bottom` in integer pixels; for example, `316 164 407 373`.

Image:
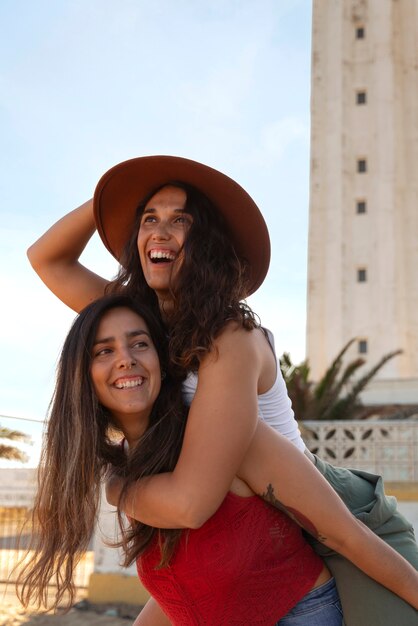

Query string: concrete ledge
88 572 149 606
385 482 418 502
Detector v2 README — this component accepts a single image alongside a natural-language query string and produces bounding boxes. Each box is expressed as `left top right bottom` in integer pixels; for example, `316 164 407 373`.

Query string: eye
141 214 157 225
174 214 192 225
132 340 149 350
93 347 112 358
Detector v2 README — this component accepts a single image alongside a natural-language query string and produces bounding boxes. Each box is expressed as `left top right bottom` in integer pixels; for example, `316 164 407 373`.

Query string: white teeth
149 250 176 261
115 378 144 389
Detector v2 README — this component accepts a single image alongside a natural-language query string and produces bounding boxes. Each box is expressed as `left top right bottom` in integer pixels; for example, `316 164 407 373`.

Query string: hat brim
93 155 270 296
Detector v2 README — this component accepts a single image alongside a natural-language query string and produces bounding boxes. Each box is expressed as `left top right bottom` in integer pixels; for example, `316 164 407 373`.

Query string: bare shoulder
197 323 272 387
207 322 266 360
205 323 276 393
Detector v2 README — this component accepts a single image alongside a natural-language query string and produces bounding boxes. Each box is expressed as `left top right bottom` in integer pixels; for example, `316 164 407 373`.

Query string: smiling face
137 185 193 309
90 307 161 441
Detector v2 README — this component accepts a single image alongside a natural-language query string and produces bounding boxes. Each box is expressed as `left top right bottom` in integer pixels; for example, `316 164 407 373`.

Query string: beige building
0 468 36 507
306 0 418 403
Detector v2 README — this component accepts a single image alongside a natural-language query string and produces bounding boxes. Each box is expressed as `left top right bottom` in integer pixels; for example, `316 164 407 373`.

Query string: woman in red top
27 156 418 625
18 295 418 625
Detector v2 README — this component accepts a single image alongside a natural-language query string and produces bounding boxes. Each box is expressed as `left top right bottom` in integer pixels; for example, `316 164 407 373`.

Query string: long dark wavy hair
17 295 187 610
109 182 259 372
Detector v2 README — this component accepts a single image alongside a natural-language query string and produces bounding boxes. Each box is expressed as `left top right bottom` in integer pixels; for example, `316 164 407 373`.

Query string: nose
152 220 171 241
117 348 137 369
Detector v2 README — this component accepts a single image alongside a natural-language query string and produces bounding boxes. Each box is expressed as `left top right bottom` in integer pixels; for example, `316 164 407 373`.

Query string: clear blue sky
0 0 312 465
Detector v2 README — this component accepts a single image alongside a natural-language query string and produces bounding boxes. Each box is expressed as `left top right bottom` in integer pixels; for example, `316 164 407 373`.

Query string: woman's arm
107 324 263 528
27 199 109 312
132 598 171 626
238 420 418 610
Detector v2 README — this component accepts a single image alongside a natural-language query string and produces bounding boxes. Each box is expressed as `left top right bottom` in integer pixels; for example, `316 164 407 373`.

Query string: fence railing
302 419 418 481
0 506 93 590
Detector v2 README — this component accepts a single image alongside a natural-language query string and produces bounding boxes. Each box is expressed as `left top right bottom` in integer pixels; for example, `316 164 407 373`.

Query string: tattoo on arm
261 483 328 543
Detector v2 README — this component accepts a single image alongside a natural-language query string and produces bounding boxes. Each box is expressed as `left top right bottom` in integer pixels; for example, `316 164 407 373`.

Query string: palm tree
0 423 31 462
280 339 404 420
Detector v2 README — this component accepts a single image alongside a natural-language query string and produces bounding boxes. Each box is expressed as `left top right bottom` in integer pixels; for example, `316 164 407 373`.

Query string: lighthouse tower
306 0 418 403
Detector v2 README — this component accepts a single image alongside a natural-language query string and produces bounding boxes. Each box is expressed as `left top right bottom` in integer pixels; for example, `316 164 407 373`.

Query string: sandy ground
0 598 143 626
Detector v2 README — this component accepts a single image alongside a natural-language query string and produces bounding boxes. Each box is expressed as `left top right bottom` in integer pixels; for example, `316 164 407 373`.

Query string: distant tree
0 424 31 462
280 339 404 421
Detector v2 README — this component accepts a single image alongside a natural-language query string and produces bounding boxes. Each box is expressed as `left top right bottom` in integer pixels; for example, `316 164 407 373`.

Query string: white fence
302 419 418 481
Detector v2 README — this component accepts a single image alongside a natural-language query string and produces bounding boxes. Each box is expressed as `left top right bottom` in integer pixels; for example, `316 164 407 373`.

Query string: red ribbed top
137 492 323 625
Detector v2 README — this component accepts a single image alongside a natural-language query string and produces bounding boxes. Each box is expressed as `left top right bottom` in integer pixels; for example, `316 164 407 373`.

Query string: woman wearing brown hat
28 156 418 624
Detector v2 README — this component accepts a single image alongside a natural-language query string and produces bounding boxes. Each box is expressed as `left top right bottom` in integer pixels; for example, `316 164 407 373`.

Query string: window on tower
356 200 367 214
358 339 368 354
357 268 367 282
357 158 367 173
356 91 367 105
356 26 365 39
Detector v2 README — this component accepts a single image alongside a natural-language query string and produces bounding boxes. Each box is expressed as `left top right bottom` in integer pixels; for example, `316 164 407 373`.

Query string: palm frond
280 341 402 421
314 338 357 402
348 350 403 400
0 427 31 444
0 444 29 462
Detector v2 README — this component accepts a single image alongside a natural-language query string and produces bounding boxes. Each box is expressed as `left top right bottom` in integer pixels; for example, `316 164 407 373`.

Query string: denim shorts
276 578 343 626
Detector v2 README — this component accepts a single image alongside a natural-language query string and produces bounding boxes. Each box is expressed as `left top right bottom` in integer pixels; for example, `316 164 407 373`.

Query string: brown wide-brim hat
94 155 270 296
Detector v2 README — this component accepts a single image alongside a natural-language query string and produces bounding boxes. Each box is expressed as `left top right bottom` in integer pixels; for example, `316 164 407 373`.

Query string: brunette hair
109 182 259 372
17 294 186 610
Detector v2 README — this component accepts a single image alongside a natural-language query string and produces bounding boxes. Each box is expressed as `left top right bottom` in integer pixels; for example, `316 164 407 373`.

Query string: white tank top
182 333 306 452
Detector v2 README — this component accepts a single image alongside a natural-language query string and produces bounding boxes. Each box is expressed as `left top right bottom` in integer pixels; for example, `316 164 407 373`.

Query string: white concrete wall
0 468 36 507
93 487 136 576
398 502 418 538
